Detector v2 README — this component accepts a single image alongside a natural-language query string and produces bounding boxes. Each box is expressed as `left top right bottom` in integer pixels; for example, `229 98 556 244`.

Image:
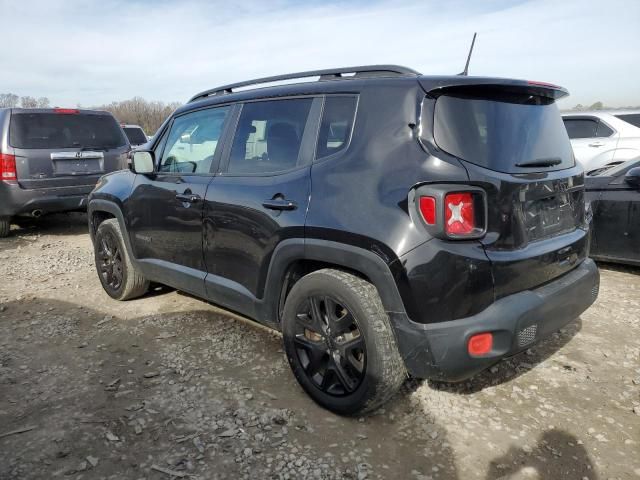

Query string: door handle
588 141 605 147
262 198 297 211
176 193 201 203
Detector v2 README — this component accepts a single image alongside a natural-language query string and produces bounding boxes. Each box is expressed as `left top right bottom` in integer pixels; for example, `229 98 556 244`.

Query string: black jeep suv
88 65 599 414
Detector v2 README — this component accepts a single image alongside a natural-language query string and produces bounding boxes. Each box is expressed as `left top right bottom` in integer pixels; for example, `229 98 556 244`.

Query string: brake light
0 153 17 182
445 192 475 236
419 196 436 225
527 80 560 89
54 108 79 114
468 333 493 356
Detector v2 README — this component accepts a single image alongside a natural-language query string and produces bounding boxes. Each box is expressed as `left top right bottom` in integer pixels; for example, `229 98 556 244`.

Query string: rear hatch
422 80 588 298
8 109 129 189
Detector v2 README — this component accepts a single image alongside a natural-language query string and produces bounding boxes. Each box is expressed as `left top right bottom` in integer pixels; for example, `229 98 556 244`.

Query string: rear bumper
0 182 95 217
390 258 600 381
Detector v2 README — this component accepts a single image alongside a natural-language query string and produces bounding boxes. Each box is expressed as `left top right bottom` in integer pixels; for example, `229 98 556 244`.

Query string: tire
0 217 10 238
94 218 149 300
282 269 406 415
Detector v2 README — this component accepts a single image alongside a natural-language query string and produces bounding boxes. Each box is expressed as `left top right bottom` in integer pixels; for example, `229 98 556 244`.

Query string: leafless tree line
93 97 181 136
0 93 50 109
1 93 180 135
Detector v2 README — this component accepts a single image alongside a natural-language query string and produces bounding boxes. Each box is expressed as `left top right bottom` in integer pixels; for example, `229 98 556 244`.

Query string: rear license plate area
53 158 103 175
524 193 577 241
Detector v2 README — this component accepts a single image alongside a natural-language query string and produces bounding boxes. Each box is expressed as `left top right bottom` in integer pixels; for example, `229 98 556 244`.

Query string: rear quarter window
316 96 357 159
9 113 126 149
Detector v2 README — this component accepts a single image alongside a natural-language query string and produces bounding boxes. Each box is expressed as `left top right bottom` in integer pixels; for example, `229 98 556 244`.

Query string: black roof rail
188 65 420 103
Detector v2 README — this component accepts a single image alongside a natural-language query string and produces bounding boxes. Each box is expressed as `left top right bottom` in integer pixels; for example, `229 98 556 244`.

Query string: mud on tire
282 268 406 415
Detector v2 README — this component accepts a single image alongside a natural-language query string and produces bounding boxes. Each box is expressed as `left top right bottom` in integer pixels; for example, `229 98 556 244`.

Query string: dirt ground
0 213 638 480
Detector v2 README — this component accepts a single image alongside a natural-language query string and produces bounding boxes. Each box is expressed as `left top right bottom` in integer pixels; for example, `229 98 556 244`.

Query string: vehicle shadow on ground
5 212 89 238
596 260 640 275
0 297 461 478
420 318 583 395
485 428 598 479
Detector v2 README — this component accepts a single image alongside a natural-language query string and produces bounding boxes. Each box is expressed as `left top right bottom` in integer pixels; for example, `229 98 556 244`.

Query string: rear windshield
615 113 640 128
431 94 574 173
9 112 127 149
123 127 147 145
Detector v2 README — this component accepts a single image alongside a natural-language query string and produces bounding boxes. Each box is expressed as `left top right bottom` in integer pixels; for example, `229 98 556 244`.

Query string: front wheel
94 218 149 300
282 269 406 415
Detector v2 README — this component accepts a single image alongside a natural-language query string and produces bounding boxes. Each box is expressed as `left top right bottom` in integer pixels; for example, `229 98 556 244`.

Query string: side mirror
132 151 155 174
625 167 640 189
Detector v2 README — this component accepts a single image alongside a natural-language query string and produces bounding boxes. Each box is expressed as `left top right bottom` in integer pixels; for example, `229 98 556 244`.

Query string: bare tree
0 93 19 108
20 96 38 108
95 97 181 135
36 97 50 108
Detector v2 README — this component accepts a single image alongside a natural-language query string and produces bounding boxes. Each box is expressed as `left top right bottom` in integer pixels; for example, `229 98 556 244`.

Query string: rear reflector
468 333 493 356
0 153 17 181
54 108 79 114
419 196 436 225
445 192 475 235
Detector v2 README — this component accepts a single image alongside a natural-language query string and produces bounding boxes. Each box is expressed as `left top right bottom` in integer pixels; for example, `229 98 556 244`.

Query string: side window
563 118 598 139
596 121 614 137
316 96 358 159
159 106 230 174
228 98 312 174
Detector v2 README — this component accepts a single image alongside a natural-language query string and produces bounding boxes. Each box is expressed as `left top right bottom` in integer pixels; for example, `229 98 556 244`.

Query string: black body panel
87 71 600 383
586 159 640 265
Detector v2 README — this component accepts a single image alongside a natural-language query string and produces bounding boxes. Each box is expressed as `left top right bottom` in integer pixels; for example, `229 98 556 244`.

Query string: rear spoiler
419 76 569 100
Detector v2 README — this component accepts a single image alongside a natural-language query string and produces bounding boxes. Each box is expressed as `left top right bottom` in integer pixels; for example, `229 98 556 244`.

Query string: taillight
54 108 79 114
444 192 475 236
416 187 486 240
419 196 436 225
0 153 17 182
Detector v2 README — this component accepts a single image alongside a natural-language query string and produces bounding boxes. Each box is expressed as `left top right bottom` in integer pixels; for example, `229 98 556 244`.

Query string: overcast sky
1 0 638 108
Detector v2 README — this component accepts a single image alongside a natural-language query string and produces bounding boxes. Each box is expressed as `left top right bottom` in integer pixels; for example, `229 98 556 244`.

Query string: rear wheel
94 218 149 300
0 217 10 238
282 269 406 415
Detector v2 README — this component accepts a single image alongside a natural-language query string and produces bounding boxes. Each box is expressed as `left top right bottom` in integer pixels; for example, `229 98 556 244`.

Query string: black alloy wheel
97 230 124 292
293 295 366 396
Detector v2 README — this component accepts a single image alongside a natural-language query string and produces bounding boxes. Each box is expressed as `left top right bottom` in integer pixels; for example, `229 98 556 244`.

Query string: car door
127 105 233 297
202 97 321 320
589 160 640 264
563 116 619 172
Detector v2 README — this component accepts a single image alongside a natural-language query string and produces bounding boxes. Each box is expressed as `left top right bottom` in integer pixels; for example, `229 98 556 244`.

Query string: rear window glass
316 96 357 159
9 113 126 149
615 113 640 128
123 127 147 145
563 118 598 139
228 98 312 174
431 94 574 173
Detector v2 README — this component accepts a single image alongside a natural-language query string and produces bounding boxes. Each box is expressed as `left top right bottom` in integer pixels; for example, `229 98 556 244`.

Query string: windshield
9 113 127 149
431 94 575 173
123 127 147 145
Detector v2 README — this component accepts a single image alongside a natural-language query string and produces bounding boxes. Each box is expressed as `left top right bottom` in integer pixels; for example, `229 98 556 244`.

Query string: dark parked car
586 158 640 266
121 124 148 147
0 108 129 237
87 65 600 414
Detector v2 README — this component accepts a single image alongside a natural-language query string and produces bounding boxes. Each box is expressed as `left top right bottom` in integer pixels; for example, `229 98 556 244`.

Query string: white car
562 111 640 173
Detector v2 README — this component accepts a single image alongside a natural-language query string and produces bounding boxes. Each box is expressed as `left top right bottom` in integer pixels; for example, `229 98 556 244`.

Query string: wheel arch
263 238 408 326
88 200 135 260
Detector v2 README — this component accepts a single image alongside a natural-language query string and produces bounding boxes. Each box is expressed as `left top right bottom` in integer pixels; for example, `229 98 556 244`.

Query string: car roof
6 107 113 115
179 69 567 117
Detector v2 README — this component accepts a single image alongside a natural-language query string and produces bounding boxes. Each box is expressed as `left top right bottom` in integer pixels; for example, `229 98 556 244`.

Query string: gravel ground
0 213 638 480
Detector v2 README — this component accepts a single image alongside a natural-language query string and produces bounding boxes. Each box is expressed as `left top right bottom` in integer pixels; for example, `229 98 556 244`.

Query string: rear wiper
79 146 109 152
515 157 562 168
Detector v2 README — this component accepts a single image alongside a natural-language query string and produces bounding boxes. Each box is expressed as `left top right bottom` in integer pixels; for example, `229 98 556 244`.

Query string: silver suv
0 108 129 237
562 110 640 173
